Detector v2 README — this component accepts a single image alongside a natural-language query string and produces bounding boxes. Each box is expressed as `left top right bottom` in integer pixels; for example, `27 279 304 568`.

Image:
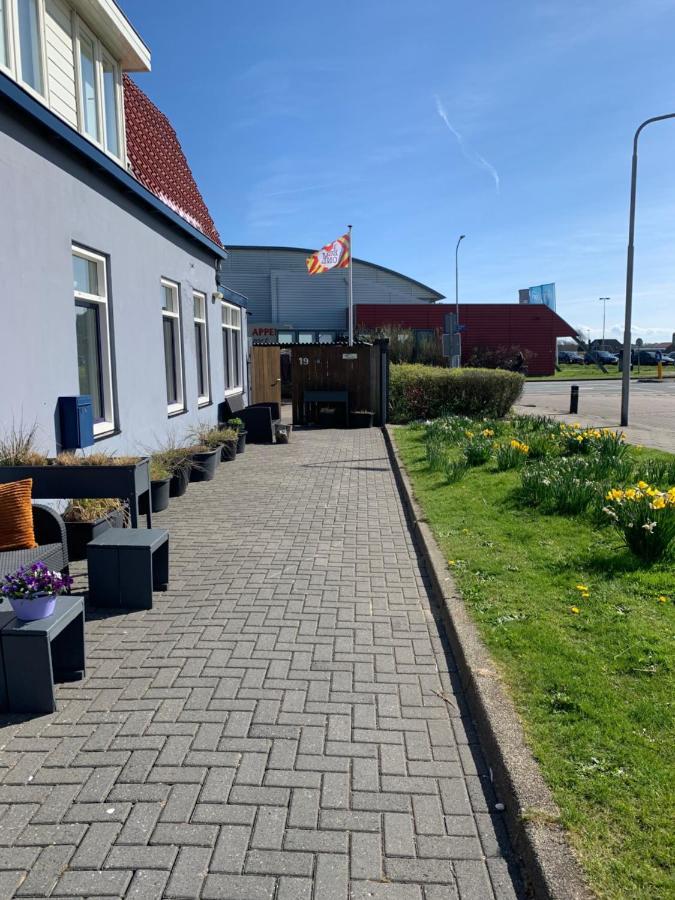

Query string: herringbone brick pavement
0 428 523 899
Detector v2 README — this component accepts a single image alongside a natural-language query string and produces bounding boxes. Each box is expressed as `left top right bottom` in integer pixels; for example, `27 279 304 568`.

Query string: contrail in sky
434 95 500 193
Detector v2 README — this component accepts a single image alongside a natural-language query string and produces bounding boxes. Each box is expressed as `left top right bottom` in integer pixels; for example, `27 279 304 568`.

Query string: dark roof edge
226 245 445 301
0 72 227 261
217 281 248 309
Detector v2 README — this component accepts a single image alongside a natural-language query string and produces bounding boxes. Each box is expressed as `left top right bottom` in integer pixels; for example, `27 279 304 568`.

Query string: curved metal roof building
221 245 444 341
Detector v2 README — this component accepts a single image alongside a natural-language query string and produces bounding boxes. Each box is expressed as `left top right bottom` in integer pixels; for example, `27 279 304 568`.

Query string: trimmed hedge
389 364 525 422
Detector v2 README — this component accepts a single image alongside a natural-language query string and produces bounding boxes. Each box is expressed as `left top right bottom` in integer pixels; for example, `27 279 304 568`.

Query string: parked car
584 350 618 365
631 349 673 366
558 350 584 364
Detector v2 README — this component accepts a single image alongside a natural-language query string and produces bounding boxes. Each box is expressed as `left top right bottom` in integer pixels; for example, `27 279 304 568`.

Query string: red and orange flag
306 233 351 275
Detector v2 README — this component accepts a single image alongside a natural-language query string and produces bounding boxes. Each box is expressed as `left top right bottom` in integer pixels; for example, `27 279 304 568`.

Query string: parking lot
516 379 675 452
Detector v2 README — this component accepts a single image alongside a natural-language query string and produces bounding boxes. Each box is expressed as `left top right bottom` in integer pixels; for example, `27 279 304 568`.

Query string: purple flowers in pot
1 561 73 600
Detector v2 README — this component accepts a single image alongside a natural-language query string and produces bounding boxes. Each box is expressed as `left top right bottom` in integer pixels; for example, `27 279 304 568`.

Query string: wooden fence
290 341 388 427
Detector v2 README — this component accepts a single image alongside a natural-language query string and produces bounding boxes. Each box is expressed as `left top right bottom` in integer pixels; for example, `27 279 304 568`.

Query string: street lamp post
454 234 466 368
621 113 675 426
599 297 609 350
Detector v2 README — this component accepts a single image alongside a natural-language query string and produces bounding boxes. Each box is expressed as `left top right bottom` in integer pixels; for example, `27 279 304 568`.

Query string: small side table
1 596 86 714
87 528 169 610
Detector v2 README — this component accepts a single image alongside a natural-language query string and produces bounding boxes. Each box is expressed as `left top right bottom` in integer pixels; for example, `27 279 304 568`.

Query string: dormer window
0 0 46 96
0 1 9 71
16 0 43 93
74 16 123 160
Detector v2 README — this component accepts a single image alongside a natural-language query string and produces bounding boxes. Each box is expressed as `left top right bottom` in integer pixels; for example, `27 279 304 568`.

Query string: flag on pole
306 233 351 275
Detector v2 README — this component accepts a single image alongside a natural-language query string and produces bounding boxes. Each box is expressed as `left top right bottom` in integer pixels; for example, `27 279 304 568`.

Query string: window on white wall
101 54 120 156
162 279 184 414
0 0 9 70
78 29 98 140
74 18 123 160
222 302 242 394
73 247 115 435
193 292 210 406
15 0 45 94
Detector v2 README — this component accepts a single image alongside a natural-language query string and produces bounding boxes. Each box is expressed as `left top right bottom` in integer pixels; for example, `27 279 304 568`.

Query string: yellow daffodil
657 595 668 604
570 606 580 614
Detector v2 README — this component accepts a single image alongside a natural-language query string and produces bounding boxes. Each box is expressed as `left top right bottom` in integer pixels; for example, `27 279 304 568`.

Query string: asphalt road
516 379 675 452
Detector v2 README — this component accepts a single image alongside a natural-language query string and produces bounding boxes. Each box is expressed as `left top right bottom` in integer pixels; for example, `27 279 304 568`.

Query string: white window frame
222 301 243 396
72 246 115 437
162 278 185 415
2 0 48 100
0 0 12 77
193 291 210 407
73 15 125 162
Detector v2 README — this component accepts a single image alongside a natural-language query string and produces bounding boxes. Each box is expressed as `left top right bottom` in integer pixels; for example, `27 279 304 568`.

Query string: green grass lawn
529 363 675 381
393 426 674 900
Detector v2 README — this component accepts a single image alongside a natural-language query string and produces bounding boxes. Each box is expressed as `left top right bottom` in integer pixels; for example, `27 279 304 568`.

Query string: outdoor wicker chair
0 504 69 579
219 396 282 445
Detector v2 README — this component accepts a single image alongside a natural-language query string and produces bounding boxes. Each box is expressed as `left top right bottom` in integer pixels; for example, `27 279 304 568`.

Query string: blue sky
120 0 675 341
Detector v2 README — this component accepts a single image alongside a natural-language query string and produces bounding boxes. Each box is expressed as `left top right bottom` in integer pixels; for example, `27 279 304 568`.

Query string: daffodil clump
462 432 493 467
495 438 530 471
603 482 675 561
521 456 617 515
560 423 628 461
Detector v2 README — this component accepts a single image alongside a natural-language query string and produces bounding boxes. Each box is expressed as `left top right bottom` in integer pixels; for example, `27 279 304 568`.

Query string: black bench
0 595 85 714
87 528 169 610
303 389 349 428
219 395 282 444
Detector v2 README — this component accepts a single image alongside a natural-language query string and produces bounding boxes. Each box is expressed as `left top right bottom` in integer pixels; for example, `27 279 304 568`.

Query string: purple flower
0 562 72 601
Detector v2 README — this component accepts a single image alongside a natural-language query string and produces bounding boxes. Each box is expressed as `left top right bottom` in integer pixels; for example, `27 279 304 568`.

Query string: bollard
570 384 579 414
657 361 663 381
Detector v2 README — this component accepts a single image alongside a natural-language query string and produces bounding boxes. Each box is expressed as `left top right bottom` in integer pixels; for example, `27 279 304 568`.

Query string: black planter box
140 478 171 514
236 431 247 454
190 448 220 482
221 440 237 462
65 509 124 562
0 459 151 528
351 412 374 428
169 465 190 498
151 478 170 512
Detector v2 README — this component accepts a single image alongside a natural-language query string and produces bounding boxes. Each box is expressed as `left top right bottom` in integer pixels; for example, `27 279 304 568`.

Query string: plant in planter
227 418 248 454
195 427 238 463
53 451 139 466
1 561 73 621
0 430 151 528
62 498 125 562
150 437 194 498
351 410 375 429
0 423 48 466
187 444 220 482
141 458 171 513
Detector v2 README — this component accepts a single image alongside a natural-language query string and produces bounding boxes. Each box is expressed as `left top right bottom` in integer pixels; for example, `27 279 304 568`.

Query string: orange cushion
0 479 37 552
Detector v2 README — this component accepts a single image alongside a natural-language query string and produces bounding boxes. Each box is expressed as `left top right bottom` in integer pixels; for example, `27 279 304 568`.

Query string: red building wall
355 303 577 376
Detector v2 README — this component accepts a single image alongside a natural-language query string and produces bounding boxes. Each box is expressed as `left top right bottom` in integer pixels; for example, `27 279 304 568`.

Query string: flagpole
348 224 353 346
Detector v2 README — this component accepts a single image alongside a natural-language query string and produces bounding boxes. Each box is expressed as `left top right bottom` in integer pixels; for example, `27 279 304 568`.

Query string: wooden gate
251 345 282 405
290 342 387 427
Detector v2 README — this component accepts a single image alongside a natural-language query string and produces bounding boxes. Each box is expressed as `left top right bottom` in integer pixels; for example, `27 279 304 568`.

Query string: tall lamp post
621 113 675 426
599 297 609 350
454 234 466 368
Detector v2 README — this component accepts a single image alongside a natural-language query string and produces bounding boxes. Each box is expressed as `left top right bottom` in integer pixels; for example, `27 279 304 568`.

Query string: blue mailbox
58 396 94 450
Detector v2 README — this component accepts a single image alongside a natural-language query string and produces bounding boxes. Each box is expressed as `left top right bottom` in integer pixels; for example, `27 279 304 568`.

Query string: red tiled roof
123 75 222 247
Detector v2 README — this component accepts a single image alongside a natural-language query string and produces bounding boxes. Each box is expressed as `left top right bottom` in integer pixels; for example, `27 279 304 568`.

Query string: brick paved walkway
0 429 523 899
